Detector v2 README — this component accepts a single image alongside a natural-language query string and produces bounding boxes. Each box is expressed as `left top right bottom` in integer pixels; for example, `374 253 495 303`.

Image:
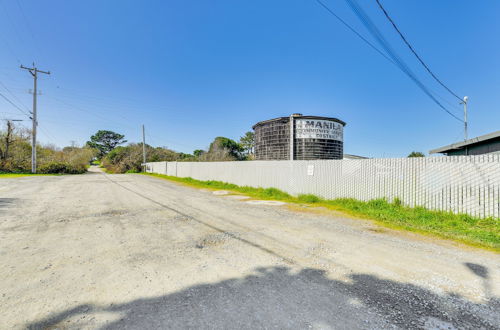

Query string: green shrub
298 194 322 203
393 197 402 207
38 162 86 174
102 143 189 173
258 187 292 199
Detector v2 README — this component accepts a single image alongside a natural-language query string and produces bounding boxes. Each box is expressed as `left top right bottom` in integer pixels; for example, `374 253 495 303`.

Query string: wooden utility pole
20 63 50 173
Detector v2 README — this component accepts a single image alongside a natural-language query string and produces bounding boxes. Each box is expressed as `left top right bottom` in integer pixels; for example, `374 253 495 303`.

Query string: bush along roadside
142 173 500 252
0 161 87 176
38 161 87 174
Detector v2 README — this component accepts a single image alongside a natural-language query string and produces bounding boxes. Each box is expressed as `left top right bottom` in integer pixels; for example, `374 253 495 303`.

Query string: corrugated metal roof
429 130 500 154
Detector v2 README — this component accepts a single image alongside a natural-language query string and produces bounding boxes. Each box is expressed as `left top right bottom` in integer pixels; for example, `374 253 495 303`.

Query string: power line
0 80 30 112
46 94 138 129
314 0 395 65
15 0 46 63
0 35 22 64
0 0 26 48
51 84 188 116
16 0 36 42
0 111 24 115
0 90 30 118
375 0 462 101
431 90 462 111
47 94 196 150
342 0 463 122
146 130 195 150
313 0 462 122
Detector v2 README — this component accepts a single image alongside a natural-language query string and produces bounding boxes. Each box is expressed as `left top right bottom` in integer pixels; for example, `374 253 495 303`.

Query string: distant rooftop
429 130 500 155
343 154 369 160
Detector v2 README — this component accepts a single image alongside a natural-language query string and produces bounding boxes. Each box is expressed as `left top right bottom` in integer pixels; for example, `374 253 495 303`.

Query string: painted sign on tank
295 119 343 141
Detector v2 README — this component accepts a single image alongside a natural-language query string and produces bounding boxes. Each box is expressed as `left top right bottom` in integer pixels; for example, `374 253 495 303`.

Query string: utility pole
20 63 50 173
461 96 468 141
142 124 146 170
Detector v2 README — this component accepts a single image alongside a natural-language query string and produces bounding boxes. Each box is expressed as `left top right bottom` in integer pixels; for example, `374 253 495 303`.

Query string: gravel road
1 167 499 329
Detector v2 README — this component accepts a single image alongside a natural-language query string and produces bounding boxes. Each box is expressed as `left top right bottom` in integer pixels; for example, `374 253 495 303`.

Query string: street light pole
461 96 468 141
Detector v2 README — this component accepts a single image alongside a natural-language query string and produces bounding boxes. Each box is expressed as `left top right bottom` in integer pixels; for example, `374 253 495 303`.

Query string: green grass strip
0 173 57 178
141 173 500 252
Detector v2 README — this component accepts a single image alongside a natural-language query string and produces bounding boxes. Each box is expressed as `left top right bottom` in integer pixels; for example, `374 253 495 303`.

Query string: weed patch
0 173 57 178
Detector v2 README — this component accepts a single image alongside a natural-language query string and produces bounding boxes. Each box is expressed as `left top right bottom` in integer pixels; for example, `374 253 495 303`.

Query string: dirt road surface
1 167 499 329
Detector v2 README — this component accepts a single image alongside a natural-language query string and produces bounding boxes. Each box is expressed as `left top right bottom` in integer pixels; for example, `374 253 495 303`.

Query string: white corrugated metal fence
145 155 500 218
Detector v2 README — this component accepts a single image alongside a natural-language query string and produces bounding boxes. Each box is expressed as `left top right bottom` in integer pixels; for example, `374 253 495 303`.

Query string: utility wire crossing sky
0 0 498 157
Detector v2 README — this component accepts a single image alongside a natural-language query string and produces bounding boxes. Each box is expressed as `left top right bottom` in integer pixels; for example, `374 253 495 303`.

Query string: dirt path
0 168 498 329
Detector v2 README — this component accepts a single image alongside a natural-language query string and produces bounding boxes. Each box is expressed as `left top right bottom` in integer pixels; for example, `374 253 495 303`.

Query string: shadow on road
465 262 495 302
27 266 498 329
0 198 16 211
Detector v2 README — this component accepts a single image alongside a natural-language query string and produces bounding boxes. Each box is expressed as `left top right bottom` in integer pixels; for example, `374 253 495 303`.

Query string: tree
210 137 244 160
0 121 14 163
101 144 189 173
193 149 205 158
408 151 425 158
86 130 126 158
239 131 255 157
0 122 94 173
199 137 244 161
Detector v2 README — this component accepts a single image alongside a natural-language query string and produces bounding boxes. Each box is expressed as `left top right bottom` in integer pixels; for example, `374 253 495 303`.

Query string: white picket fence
145 155 500 218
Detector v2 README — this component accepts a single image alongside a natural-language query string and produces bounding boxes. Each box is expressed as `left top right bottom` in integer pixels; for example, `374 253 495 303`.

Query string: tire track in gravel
104 173 360 276
101 173 298 265
117 174 500 298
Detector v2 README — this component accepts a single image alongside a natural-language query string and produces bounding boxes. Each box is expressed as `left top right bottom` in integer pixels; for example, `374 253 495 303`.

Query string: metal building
429 130 500 156
252 114 346 160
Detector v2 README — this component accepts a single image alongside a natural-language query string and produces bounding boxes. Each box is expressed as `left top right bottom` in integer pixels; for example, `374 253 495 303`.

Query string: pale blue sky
0 0 498 157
